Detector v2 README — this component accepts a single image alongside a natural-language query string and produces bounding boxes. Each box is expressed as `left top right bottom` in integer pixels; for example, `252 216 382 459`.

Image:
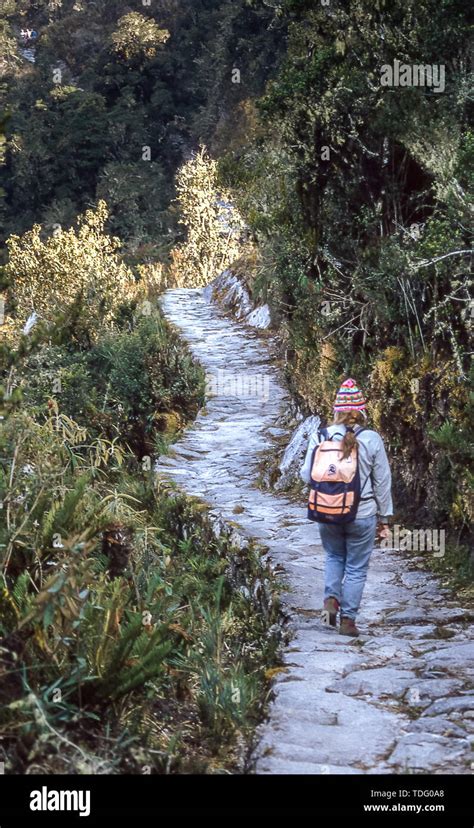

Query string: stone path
157 286 474 775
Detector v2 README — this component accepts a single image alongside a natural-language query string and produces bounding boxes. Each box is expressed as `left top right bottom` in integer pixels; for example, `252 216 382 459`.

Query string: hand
376 522 390 542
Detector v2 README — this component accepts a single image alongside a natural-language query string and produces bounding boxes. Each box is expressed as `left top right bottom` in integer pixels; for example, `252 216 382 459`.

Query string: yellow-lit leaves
6 200 134 338
110 13 169 62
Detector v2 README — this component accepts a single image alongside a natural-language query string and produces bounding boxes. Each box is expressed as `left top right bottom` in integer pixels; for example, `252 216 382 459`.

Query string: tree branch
410 249 474 271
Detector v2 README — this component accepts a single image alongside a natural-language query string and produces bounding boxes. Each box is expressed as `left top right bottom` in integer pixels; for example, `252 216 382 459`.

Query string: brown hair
332 410 365 459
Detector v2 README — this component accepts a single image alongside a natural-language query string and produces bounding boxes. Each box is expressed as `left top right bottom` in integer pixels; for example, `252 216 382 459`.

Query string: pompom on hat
333 378 367 413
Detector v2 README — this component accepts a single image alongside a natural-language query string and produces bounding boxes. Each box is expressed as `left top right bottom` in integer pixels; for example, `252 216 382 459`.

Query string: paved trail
158 286 474 775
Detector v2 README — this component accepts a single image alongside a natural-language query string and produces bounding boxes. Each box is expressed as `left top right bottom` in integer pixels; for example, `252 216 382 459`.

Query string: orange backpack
307 427 368 524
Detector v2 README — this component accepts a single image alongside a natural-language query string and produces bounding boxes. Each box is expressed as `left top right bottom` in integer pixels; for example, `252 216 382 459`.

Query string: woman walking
300 378 393 637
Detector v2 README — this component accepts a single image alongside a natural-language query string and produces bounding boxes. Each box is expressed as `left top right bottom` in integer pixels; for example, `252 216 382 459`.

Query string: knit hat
333 378 367 413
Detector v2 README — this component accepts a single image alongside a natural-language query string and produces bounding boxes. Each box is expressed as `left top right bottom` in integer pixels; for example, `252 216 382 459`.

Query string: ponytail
333 410 365 460
340 428 357 460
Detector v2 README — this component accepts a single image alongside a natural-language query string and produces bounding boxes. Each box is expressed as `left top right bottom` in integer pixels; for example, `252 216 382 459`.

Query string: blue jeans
319 515 377 620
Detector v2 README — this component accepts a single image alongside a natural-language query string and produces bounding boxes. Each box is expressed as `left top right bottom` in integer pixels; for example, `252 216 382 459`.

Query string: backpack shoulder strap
353 427 372 497
309 426 327 467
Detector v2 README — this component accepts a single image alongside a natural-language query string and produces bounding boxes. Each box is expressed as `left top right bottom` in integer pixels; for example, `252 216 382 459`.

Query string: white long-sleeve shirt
300 424 394 520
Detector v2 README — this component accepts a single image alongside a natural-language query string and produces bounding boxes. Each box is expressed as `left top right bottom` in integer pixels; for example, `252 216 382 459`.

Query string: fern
38 499 61 546
110 639 173 698
49 473 90 536
11 572 30 613
89 619 173 700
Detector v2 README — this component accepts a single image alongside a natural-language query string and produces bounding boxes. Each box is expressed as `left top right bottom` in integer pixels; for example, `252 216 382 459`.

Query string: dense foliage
0 0 279 252
218 0 473 581
0 206 279 773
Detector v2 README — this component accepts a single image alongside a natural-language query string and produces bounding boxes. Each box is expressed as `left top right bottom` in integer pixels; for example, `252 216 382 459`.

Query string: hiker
300 377 393 637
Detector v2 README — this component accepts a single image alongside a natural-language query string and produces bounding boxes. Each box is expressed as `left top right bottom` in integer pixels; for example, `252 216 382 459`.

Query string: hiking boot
322 597 340 627
339 616 359 637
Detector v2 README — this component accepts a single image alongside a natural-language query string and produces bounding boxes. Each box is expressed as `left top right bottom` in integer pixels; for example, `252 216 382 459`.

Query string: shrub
6 201 134 340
